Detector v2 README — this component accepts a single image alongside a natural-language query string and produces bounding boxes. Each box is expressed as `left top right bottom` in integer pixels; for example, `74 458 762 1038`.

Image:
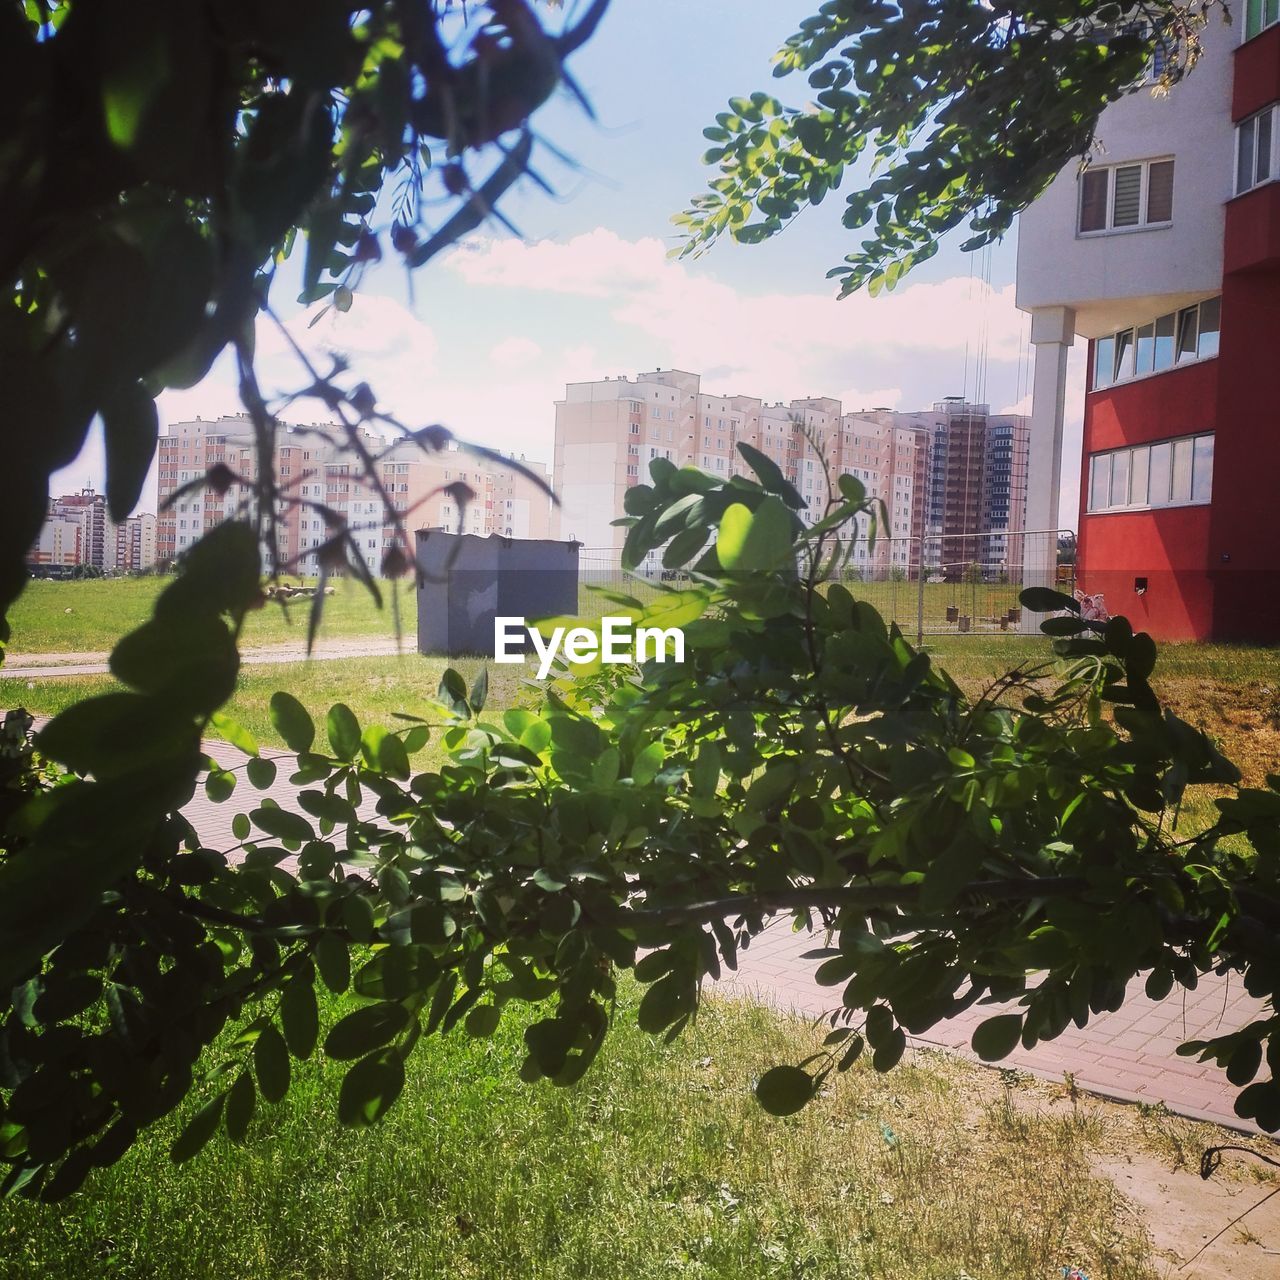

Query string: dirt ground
1009 1076 1280 1280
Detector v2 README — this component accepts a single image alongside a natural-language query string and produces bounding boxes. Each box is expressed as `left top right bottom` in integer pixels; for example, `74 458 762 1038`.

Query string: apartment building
157 415 551 577
28 511 81 568
553 370 1026 575
1016 14 1280 640
28 490 158 574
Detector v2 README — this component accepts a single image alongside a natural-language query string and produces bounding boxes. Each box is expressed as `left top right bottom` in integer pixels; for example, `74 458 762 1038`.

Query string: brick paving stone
709 917 1270 1134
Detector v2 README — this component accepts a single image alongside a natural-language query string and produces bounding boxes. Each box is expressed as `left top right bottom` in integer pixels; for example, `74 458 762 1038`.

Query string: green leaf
338 1051 405 1126
1019 587 1079 614
224 1072 255 1145
246 757 277 789
352 947 440 1000
1127 632 1157 681
736 442 805 508
470 667 489 714
327 703 361 760
280 977 319 1059
324 1003 410 1061
632 741 665 787
465 1004 501 1038
1041 616 1085 636
755 1065 815 1115
637 974 695 1034
209 712 259 757
837 474 865 505
716 497 793 572
205 768 236 803
101 380 159 523
341 892 377 943
250 806 314 843
170 1093 225 1164
254 1025 291 1103
360 725 410 780
663 526 708 569
270 692 316 753
971 1015 1023 1062
315 933 351 993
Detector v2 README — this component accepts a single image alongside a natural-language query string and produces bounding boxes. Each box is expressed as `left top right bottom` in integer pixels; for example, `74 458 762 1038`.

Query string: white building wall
1016 21 1235 337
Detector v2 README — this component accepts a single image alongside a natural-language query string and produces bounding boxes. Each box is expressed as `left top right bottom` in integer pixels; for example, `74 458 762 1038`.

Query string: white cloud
490 335 543 370
835 385 904 412
448 228 1028 407
255 293 439 416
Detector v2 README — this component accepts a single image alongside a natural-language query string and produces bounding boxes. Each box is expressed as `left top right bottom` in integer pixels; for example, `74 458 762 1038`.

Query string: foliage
675 0 1223 295
5 448 1280 1204
1 0 600 616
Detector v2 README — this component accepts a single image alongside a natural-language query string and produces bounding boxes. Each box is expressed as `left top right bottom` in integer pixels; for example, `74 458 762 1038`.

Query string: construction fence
577 529 1076 641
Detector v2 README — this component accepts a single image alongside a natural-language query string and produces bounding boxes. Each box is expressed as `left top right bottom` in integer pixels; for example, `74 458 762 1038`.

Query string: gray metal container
415 531 580 657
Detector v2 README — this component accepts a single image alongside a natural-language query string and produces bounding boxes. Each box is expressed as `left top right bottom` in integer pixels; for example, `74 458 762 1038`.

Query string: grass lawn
3 980 1238 1280
4 632 1276 791
5 577 407 653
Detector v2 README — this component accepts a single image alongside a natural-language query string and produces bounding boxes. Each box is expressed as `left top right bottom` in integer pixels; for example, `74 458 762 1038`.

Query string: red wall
1233 24 1280 121
1074 34 1280 643
1208 258 1280 642
1077 361 1218 640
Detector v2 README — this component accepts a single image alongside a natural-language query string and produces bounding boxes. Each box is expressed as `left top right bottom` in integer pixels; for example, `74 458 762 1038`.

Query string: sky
52 0 1087 526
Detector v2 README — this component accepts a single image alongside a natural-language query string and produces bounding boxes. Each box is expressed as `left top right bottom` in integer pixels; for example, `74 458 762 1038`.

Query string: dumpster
415 530 580 657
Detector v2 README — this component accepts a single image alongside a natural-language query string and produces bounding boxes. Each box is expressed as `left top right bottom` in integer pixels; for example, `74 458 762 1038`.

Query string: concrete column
1020 306 1075 630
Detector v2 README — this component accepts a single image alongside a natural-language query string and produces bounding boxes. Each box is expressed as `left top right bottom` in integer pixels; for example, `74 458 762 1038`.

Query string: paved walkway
6 637 405 678
716 918 1267 1134
143 735 1280 1138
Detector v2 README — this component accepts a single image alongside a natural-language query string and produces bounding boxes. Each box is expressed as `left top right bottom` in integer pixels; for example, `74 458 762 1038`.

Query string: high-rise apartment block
28 489 158 574
553 370 1029 576
157 415 551 576
1016 15 1280 640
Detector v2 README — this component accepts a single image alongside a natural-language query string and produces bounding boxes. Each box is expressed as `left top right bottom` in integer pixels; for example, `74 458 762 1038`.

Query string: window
1192 435 1215 502
1246 0 1280 41
1113 328 1135 382
1092 297 1221 389
1078 159 1174 233
1197 297 1221 359
1086 433 1214 512
1236 106 1276 194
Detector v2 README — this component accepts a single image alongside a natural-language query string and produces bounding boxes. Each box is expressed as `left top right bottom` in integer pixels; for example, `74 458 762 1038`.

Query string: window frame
1077 157 1176 236
1085 432 1215 514
1091 296 1221 391
1244 0 1280 43
1235 104 1278 196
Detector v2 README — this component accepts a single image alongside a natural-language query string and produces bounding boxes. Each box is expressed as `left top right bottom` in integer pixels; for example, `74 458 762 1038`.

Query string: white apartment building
157 415 551 577
554 370 1023 577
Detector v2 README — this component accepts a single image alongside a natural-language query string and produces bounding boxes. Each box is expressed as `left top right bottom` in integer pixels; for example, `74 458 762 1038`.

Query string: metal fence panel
575 530 1076 640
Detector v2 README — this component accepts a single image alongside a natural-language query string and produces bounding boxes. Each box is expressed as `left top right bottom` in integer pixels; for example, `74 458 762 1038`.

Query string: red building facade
1018 18 1280 641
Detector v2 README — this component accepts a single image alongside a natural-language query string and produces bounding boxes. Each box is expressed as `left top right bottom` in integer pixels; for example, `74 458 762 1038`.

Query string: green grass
0 984 1166 1280
6 577 406 653
0 656 529 765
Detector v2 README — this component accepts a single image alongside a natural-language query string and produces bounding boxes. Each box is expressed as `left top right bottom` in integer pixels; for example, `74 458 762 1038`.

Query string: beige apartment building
157 415 551 576
553 371 1030 578
554 370 933 572
28 489 158 573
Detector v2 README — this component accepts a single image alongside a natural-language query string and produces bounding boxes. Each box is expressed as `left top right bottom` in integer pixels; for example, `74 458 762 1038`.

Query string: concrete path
5 637 406 679
716 917 1268 1134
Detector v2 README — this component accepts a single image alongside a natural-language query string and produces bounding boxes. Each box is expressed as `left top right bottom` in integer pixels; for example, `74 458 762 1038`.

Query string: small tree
5 454 1280 1203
